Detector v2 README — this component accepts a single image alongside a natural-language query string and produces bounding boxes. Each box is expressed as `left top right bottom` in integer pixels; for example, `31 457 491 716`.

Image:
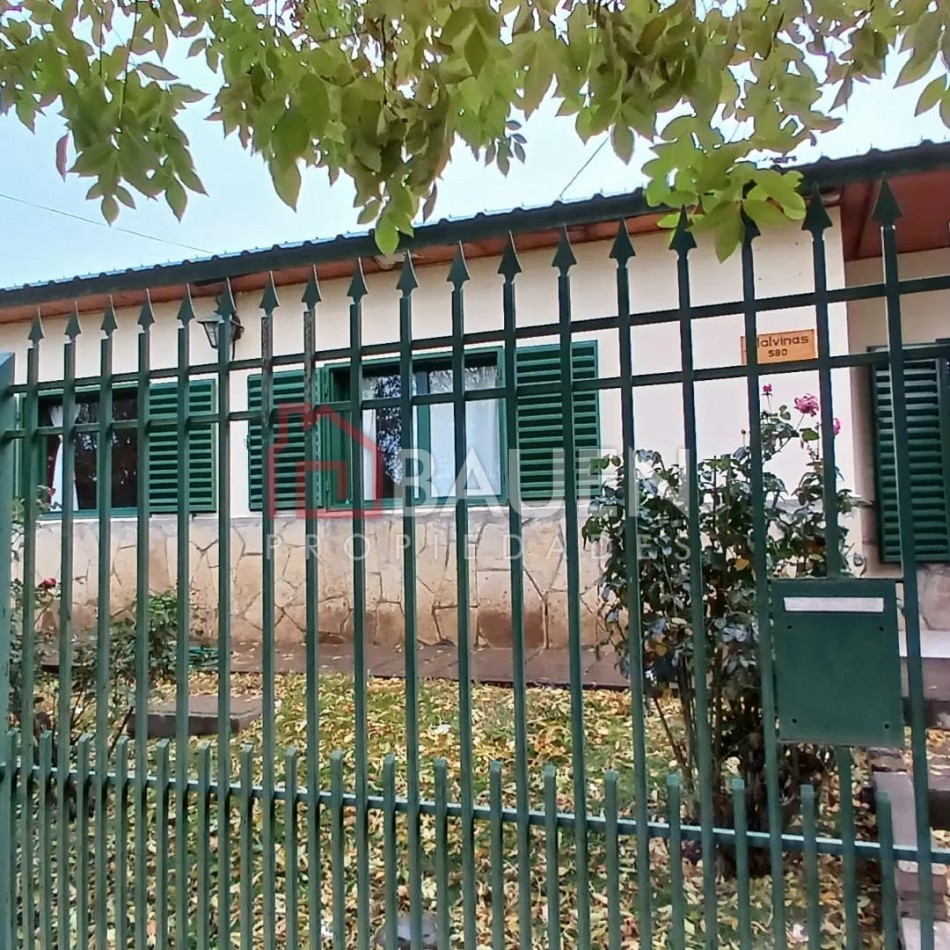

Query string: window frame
34 382 140 521
321 345 507 511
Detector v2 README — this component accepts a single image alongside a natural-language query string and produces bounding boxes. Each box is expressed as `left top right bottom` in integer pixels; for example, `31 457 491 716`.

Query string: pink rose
39 578 56 590
794 394 820 417
762 384 772 396
833 417 841 435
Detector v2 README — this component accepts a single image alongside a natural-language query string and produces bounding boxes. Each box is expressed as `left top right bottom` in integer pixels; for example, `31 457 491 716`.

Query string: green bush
582 389 868 871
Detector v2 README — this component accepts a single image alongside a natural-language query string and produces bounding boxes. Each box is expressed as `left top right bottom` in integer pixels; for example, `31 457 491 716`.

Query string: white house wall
0 212 863 650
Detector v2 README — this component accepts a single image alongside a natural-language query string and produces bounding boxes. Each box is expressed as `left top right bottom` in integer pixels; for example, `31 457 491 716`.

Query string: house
1 140 949 651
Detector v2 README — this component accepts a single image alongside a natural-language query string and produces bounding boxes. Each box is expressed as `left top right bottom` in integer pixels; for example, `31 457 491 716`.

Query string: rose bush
583 390 868 872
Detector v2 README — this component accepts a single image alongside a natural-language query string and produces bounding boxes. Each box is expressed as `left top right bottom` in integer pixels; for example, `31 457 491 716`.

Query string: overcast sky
0 52 947 290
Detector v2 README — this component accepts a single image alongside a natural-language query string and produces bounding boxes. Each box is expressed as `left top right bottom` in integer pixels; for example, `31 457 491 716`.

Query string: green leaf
273 109 310 168
299 74 330 137
101 195 119 224
941 90 950 129
611 123 634 163
463 26 488 75
375 215 399 255
166 178 187 220
271 160 302 209
916 75 946 116
138 62 178 83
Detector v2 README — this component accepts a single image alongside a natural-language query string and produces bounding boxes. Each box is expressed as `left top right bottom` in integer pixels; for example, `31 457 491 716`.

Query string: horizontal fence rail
0 180 945 950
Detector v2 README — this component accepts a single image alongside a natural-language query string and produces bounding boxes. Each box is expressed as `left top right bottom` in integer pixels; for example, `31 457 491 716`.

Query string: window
870 345 950 563
331 360 503 505
516 341 601 502
33 380 217 516
246 341 601 511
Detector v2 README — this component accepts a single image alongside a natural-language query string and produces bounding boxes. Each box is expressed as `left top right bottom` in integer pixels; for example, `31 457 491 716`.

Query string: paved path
230 639 630 690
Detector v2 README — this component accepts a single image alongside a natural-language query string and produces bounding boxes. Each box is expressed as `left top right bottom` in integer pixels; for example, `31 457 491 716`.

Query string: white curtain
428 368 501 498
49 403 79 510
362 408 376 502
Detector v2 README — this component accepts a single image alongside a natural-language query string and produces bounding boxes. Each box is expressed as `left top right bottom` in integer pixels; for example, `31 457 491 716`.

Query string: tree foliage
582 390 868 865
0 0 946 257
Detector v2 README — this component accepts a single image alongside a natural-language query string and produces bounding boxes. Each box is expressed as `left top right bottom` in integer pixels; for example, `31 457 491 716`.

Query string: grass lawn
19 669 887 948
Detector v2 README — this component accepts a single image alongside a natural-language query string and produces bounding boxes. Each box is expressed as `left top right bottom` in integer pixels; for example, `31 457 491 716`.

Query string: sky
0 50 947 290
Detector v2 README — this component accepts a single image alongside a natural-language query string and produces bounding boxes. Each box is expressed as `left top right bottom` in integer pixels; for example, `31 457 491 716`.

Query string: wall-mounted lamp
198 312 244 359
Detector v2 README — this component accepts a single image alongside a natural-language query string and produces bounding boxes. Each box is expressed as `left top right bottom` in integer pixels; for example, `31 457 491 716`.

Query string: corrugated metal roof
2 138 950 309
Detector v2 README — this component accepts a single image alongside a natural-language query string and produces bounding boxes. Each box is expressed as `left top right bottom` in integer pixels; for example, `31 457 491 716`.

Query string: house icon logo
266 401 387 519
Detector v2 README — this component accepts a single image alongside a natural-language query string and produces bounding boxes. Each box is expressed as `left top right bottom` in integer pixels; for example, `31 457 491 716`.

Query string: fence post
0 350 16 946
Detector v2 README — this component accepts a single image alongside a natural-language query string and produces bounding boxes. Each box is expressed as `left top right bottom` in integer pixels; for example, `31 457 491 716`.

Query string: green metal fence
0 178 947 950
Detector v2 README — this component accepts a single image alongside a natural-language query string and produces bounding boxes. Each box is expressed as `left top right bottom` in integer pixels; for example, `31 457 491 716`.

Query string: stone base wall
25 511 609 650
919 565 950 631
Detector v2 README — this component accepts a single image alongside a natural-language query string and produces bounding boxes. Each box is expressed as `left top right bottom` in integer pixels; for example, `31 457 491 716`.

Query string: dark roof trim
3 139 950 310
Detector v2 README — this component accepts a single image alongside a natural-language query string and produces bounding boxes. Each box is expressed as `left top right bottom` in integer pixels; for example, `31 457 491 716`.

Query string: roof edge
1 139 949 311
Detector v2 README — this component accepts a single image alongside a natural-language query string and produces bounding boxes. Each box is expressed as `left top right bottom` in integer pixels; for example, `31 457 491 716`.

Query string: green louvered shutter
870 348 950 563
148 380 217 513
247 370 317 512
516 341 600 501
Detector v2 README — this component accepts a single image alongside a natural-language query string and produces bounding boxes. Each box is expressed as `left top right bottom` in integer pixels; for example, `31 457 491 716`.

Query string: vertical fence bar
239 745 253 950
39 732 53 949
58 306 80 950
285 748 300 949
499 234 534 950
730 778 751 950
382 755 398 950
76 736 90 950
115 737 130 950
197 743 212 950
95 301 116 950
434 759 450 950
876 789 899 950
543 765 560 948
134 296 153 950
804 189 842 574
20 318 41 950
400 252 424 949
330 750 345 949
0 351 15 947
490 761 505 950
215 283 236 950
155 740 171 950
611 220 653 948
604 770 621 950
450 242 477 950
2 732 14 949
668 774 685 949
175 287 194 950
260 274 279 950
671 214 717 945
875 180 934 950
302 270 322 950
739 217 788 950
801 783 821 949
553 228 591 950
837 747 859 949
346 262 371 950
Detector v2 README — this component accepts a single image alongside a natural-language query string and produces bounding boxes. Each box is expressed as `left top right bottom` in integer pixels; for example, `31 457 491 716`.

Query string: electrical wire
556 135 610 200
0 191 213 255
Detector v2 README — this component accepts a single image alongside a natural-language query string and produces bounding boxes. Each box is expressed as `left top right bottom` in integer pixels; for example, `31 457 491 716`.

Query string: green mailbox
771 578 904 748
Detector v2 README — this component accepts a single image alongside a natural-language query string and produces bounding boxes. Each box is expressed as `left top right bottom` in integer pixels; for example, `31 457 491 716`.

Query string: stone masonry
26 510 609 650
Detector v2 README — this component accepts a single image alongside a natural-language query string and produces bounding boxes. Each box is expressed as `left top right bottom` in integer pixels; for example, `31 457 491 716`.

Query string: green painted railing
0 180 948 950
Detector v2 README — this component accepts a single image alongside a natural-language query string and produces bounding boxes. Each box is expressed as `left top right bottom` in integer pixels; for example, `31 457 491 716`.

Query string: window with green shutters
26 380 217 517
245 343 602 510
870 345 950 563
515 341 601 502
246 369 320 512
148 379 217 514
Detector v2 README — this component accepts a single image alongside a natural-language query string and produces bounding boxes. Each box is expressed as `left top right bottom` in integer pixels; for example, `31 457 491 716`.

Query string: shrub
582 390 868 872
